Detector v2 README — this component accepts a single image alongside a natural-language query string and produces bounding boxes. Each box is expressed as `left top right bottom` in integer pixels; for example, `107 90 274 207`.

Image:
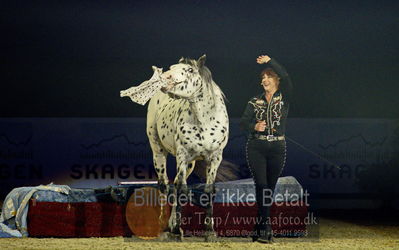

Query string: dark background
2 0 399 118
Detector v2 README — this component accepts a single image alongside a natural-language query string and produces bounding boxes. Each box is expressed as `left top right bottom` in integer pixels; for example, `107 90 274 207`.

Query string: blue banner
0 118 397 208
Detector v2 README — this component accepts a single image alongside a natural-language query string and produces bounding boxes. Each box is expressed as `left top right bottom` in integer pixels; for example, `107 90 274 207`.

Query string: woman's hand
256 55 271 64
254 120 267 132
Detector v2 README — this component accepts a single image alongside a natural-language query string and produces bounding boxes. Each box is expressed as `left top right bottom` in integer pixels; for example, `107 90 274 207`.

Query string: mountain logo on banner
80 134 148 150
318 134 387 150
0 133 32 147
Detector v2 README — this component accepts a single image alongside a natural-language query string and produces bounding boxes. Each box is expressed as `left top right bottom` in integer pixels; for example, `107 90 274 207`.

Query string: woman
240 54 293 243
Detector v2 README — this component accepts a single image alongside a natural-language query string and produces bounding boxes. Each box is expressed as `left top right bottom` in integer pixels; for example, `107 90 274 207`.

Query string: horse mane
180 57 227 105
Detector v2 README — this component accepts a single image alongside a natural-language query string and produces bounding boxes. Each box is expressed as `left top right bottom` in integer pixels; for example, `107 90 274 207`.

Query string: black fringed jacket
240 58 293 139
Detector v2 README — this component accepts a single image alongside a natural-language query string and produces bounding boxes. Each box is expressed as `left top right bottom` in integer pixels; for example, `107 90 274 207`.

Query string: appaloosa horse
146 55 229 241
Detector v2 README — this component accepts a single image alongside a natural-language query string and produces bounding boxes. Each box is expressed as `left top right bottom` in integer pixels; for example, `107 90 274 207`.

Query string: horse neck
189 83 226 126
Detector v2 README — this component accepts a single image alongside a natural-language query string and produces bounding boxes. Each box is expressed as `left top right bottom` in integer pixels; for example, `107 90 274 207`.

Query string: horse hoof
159 183 169 195
204 231 218 242
160 232 183 242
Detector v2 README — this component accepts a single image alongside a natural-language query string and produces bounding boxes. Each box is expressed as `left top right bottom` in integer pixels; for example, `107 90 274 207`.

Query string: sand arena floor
1 216 398 250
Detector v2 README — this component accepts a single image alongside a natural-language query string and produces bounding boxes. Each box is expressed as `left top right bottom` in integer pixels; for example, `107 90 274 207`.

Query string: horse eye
188 68 194 73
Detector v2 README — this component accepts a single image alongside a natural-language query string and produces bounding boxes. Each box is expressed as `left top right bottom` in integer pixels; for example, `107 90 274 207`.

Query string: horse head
161 55 210 100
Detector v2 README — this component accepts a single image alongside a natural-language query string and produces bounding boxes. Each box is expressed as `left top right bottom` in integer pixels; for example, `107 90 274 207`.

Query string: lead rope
285 136 341 170
186 85 204 103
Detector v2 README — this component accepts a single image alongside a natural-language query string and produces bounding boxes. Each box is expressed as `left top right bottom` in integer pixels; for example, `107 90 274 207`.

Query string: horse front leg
151 151 171 232
148 133 169 192
148 138 170 236
203 152 222 242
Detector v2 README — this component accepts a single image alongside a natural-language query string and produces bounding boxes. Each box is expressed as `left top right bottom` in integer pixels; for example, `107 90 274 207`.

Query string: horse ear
178 57 185 63
197 54 206 68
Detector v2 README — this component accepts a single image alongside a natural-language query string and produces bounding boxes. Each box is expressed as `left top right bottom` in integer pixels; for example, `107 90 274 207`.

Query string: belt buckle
266 135 275 141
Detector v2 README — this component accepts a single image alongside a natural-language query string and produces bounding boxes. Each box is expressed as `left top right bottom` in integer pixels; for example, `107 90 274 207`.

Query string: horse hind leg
203 153 222 242
187 160 196 177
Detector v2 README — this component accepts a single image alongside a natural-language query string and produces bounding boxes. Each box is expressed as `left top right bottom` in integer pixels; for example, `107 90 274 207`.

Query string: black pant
246 138 286 233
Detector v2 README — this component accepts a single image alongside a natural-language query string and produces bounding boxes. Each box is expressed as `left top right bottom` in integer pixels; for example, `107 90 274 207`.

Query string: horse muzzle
161 80 184 93
161 83 174 93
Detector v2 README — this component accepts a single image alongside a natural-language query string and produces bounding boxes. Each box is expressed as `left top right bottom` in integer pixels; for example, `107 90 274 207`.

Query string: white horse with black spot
121 55 229 241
